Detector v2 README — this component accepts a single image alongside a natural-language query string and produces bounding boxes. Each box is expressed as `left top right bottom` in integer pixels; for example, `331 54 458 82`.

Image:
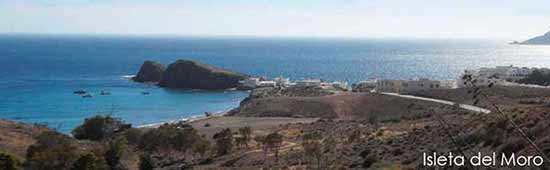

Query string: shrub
119 128 144 146
26 131 79 170
0 152 22 170
72 115 131 141
139 153 154 170
265 132 284 162
192 137 211 160
236 126 252 148
518 69 550 86
71 152 110 170
104 137 128 170
213 128 233 156
139 124 201 152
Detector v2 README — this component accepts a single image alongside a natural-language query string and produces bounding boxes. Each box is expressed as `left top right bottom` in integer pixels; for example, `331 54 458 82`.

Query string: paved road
381 92 492 114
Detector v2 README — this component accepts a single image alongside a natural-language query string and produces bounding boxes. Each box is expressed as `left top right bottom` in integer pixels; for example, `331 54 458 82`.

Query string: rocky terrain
133 59 249 90
159 60 248 90
4 85 550 169
133 60 165 83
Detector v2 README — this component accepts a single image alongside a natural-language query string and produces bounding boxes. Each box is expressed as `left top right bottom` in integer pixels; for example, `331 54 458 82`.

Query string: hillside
0 119 50 158
229 87 461 121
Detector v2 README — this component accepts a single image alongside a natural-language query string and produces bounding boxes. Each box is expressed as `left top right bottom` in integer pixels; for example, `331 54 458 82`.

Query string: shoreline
137 110 229 128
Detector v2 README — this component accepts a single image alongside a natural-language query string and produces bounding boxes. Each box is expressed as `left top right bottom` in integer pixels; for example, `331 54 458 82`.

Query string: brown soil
0 119 50 159
231 92 457 121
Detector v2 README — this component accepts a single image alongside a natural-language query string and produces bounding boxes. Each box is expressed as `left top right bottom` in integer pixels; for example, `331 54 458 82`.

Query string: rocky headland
132 60 165 83
133 59 249 90
519 31 550 45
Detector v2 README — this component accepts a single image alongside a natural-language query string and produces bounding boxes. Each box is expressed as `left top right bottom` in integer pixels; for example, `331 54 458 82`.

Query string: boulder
159 60 248 90
133 61 165 83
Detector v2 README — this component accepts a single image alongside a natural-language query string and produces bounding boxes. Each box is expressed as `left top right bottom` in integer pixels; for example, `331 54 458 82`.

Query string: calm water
1 34 550 133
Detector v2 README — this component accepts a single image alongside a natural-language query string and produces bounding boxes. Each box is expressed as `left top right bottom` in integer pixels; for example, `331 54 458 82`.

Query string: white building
440 80 457 89
352 80 378 92
257 81 276 87
274 76 290 87
239 77 278 88
331 81 349 90
295 79 322 87
457 66 534 88
239 78 261 89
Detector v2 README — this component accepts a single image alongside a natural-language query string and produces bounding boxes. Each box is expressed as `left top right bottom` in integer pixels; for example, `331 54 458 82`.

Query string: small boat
100 90 110 95
73 89 87 94
142 91 150 95
82 94 93 98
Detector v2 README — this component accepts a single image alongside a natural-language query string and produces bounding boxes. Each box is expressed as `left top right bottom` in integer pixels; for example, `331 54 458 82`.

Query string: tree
104 137 128 170
72 115 131 141
213 128 233 156
71 152 110 170
321 135 338 169
138 123 200 153
26 131 79 170
265 132 284 163
302 131 323 169
255 131 284 163
192 137 211 160
0 152 22 170
254 135 270 161
238 126 252 148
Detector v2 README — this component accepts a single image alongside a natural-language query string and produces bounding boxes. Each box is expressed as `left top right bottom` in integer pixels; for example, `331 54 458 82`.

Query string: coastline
136 110 229 128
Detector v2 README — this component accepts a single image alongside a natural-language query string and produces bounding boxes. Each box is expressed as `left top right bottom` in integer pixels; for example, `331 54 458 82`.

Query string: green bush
139 153 154 170
138 124 202 152
26 131 79 170
213 128 233 156
71 152 110 170
72 115 131 141
104 137 128 170
0 152 22 170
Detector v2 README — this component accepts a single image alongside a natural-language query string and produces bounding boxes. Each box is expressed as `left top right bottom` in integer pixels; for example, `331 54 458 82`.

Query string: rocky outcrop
521 31 550 45
159 60 248 90
133 61 165 83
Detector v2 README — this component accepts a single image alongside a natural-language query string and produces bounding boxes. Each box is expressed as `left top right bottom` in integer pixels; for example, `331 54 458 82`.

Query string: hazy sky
1 0 549 39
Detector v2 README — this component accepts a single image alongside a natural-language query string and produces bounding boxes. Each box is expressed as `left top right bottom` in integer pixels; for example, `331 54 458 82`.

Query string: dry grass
0 119 50 159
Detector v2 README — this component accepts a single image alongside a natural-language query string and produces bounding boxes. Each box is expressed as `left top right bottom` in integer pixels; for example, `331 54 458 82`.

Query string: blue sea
1 34 550 133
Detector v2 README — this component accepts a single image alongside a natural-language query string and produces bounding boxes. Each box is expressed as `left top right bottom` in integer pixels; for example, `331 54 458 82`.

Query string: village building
238 77 261 89
274 76 290 87
352 80 377 92
294 79 322 87
376 78 452 93
456 65 537 87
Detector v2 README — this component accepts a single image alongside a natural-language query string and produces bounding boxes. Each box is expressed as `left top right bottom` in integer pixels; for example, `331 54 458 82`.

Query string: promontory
133 59 249 90
520 31 550 45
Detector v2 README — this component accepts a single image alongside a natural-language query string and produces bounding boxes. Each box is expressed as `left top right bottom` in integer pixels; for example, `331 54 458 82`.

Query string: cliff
132 60 165 83
521 31 550 45
159 60 248 90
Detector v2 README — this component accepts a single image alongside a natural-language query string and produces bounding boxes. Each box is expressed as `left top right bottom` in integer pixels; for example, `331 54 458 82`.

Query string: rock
159 60 248 90
133 61 165 83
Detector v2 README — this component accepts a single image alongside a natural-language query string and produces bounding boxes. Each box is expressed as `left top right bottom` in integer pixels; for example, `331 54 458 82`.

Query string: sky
1 0 549 39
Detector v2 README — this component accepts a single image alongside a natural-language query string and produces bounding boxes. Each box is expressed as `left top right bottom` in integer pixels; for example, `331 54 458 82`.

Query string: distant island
513 30 550 45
